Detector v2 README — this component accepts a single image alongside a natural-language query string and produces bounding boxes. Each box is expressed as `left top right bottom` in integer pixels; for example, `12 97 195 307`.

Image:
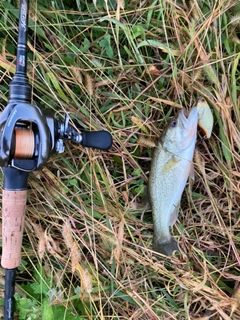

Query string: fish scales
149 107 198 256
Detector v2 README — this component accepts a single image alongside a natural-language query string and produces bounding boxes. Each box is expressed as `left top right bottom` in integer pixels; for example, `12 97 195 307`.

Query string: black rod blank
9 0 31 103
16 0 29 75
4 269 16 320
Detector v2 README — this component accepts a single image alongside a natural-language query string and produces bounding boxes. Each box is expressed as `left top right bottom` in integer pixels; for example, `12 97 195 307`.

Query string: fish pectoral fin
169 202 180 226
161 156 180 174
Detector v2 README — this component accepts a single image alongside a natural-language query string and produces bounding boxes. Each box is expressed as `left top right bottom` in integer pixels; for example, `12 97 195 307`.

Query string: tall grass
0 0 239 319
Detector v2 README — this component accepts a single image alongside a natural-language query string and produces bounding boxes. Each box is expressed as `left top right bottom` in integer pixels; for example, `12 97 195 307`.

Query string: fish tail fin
153 236 179 257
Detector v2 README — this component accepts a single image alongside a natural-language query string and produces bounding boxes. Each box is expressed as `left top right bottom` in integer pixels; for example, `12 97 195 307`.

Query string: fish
149 107 198 256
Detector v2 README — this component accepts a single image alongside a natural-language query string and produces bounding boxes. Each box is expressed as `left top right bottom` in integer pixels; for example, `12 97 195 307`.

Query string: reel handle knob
81 131 112 151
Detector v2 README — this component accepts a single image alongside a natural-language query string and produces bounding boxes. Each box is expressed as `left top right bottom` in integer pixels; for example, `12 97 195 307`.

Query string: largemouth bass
149 107 198 256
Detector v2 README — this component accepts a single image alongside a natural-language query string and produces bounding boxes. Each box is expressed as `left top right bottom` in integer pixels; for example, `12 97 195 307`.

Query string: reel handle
1 190 27 269
81 131 112 150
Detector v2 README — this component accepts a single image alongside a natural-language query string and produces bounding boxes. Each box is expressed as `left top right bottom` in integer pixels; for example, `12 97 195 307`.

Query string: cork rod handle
1 190 27 269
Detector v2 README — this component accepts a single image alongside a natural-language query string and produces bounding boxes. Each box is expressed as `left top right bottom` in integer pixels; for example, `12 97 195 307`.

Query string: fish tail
153 236 179 257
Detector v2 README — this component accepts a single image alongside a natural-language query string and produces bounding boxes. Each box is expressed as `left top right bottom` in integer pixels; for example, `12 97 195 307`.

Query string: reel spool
14 128 35 159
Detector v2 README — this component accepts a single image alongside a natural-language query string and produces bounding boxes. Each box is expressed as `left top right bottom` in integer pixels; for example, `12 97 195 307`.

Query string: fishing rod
0 1 112 319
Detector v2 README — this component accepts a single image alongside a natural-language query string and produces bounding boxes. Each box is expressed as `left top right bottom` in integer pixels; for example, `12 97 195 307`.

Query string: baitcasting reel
0 73 112 173
0 99 112 173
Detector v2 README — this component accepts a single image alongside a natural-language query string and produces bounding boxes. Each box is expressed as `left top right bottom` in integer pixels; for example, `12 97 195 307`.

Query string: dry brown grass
0 0 239 319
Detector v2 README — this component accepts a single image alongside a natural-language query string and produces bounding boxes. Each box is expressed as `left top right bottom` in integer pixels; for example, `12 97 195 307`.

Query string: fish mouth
182 108 189 118
179 107 198 128
179 108 189 127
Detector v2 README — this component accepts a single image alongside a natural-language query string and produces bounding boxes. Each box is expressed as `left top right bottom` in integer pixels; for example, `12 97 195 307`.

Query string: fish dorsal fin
188 162 195 181
183 161 195 181
169 201 180 226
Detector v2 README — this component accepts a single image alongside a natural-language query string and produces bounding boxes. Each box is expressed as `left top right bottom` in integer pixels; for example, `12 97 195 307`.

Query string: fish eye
171 120 177 127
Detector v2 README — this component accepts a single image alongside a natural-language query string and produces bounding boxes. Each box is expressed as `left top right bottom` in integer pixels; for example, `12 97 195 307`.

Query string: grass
0 0 240 319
